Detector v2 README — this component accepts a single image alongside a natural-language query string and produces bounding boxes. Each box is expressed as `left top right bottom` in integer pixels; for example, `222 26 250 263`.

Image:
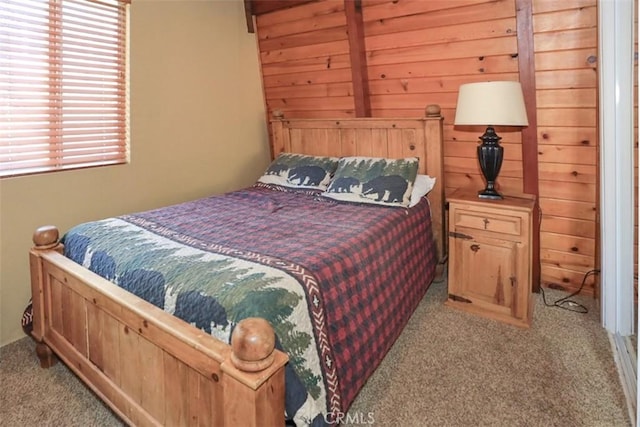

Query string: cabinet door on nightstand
450 233 521 318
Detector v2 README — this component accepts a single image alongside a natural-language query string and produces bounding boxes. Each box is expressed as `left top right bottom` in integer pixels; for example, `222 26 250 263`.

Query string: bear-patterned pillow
323 156 419 207
257 153 339 191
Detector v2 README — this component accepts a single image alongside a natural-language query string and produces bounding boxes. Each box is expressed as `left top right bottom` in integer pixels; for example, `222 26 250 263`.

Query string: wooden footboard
29 226 288 427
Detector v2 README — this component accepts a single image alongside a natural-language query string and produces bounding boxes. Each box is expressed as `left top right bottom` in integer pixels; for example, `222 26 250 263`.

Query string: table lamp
454 81 529 199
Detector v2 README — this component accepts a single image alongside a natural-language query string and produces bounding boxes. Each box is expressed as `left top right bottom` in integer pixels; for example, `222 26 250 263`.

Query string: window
0 0 130 178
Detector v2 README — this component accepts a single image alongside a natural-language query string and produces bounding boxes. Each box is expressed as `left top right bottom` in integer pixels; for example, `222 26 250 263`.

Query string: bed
28 105 445 426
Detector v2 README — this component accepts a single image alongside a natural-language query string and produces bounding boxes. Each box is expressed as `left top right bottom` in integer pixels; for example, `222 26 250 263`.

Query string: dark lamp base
478 188 503 200
476 126 504 201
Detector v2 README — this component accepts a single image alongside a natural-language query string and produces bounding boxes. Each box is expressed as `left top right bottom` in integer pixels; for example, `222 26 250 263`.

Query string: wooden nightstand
445 189 535 328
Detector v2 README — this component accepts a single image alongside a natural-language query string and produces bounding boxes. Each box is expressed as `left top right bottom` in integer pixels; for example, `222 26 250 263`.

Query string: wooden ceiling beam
244 0 319 33
244 0 255 33
344 0 371 117
250 0 318 16
515 0 540 292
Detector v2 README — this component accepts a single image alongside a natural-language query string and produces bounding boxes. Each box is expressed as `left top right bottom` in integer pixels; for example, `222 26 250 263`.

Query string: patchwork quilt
61 183 437 426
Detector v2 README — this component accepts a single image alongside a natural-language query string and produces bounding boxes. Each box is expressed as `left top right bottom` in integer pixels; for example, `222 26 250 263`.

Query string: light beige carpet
0 280 631 426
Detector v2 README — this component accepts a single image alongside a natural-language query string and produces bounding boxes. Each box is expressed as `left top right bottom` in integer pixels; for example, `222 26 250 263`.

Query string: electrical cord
536 205 598 314
539 268 599 314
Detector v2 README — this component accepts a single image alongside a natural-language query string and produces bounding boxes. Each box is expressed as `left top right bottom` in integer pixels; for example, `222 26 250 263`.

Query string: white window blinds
0 0 129 178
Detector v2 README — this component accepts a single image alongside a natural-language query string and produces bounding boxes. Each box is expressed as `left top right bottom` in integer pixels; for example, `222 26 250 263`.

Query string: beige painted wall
0 1 270 347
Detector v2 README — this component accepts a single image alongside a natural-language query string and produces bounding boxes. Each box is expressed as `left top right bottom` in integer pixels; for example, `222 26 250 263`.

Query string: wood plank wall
255 0 599 295
532 0 598 293
258 1 353 118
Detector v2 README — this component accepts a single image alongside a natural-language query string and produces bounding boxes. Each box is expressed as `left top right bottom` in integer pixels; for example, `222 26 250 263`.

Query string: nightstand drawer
453 209 522 236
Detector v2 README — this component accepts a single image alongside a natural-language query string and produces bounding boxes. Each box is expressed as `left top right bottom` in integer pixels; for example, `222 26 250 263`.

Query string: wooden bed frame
28 105 445 426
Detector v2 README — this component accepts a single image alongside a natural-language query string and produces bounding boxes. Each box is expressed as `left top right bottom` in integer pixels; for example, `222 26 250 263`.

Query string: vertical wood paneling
339 128 357 155
370 129 388 157
164 352 190 426
355 128 375 156
401 129 418 159
50 276 64 334
289 129 304 153
189 371 223 427
50 276 88 354
69 290 87 354
61 281 73 341
139 336 165 422
87 304 122 386
119 325 141 419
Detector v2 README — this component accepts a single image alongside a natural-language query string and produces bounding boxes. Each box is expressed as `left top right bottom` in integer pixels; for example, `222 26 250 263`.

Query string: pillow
257 153 339 191
323 156 419 207
409 174 437 207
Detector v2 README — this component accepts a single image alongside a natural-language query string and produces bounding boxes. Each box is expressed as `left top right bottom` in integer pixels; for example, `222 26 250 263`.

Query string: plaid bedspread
62 183 437 426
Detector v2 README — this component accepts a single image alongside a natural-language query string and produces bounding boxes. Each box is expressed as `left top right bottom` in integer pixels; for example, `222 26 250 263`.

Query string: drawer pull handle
449 231 472 240
470 244 480 252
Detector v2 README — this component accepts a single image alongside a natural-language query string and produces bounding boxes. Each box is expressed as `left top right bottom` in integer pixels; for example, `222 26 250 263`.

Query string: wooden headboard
270 105 446 265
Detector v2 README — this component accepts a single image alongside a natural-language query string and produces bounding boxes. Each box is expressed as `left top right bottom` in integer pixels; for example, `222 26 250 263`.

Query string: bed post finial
230 317 276 372
425 104 441 117
33 225 60 250
31 225 62 368
272 109 285 120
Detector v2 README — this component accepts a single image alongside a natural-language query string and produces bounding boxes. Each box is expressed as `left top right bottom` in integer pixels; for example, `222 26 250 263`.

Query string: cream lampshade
454 81 529 199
